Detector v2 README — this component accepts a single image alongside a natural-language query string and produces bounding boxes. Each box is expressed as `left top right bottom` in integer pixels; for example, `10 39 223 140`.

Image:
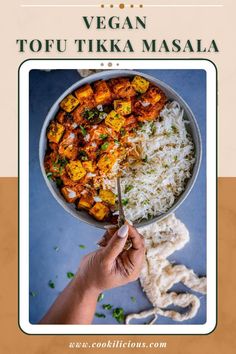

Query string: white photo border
19 59 217 335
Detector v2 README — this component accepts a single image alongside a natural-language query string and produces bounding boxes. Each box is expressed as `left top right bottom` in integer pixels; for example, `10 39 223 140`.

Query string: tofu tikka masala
44 75 166 223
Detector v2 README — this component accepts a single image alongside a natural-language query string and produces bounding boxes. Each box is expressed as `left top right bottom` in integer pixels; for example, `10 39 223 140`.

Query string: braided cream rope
126 214 206 324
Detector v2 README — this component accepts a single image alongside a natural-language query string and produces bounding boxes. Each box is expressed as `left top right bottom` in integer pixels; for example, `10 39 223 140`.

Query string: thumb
103 224 129 262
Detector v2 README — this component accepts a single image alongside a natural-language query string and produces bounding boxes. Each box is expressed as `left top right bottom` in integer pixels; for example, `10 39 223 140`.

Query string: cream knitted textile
126 214 206 324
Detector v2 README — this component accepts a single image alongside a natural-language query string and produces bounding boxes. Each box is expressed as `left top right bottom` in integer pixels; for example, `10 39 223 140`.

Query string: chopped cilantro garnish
101 142 109 151
65 112 73 120
95 312 106 318
112 307 125 323
97 293 104 302
67 272 74 279
130 296 136 303
143 155 148 163
164 131 171 137
147 169 155 174
122 198 129 206
103 304 113 310
79 125 87 137
98 112 107 121
136 93 142 99
60 157 68 167
78 244 86 249
83 108 96 120
124 185 133 193
48 280 55 289
55 178 62 187
29 291 37 297
79 150 88 161
54 155 68 168
52 156 68 176
83 108 106 123
46 172 53 179
120 128 126 136
151 122 157 135
114 139 120 145
172 125 178 134
99 134 108 140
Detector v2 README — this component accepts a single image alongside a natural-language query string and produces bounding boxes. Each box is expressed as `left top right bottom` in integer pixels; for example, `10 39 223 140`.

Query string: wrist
72 274 101 301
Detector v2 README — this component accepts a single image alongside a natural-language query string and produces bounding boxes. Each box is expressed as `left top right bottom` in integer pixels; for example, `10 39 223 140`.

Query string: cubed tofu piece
47 121 65 143
132 75 149 94
82 161 95 172
99 189 116 205
60 94 80 112
137 106 159 122
151 93 161 104
66 160 86 181
89 125 108 141
124 115 137 127
49 142 58 152
61 187 78 203
94 80 112 105
59 143 78 160
97 154 116 174
56 110 66 124
110 78 136 98
89 202 109 221
78 194 94 210
58 132 79 160
105 110 126 132
74 84 94 102
142 86 163 105
114 100 132 116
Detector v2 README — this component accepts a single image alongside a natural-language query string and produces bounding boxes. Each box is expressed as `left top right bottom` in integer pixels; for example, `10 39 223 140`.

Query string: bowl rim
39 69 202 229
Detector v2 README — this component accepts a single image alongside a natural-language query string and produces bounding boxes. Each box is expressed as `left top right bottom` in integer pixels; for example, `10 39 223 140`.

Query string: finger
97 239 107 248
104 225 118 236
126 225 145 267
127 246 145 273
97 227 117 246
103 224 129 261
128 225 145 250
97 231 109 247
119 249 145 282
120 252 135 275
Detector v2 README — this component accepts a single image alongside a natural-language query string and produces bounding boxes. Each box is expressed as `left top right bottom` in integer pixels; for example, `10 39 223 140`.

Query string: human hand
40 223 145 324
75 224 145 294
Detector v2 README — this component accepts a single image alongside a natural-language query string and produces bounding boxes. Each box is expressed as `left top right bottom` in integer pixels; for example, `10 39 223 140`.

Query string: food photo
29 68 206 326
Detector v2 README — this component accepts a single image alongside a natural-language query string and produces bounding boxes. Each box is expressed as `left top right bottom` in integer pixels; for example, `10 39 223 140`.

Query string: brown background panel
0 177 236 353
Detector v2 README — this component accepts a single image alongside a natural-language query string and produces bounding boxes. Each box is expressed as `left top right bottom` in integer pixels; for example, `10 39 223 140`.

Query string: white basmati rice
102 101 195 222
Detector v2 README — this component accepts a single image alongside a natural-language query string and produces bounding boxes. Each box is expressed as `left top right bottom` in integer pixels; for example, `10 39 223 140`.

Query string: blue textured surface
29 69 206 325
